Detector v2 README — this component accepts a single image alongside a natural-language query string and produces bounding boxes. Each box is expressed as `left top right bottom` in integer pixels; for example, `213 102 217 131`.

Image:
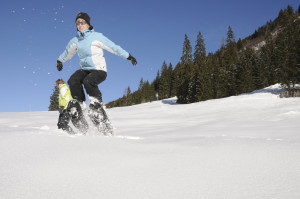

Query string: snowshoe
57 111 76 134
58 123 76 134
64 126 76 134
88 102 113 136
67 100 89 134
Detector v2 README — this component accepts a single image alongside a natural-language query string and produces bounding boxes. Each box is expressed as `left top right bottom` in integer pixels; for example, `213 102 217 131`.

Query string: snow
252 40 266 51
0 84 300 199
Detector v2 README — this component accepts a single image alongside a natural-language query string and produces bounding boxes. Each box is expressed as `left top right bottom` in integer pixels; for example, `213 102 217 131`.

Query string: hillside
1 84 300 198
107 5 300 108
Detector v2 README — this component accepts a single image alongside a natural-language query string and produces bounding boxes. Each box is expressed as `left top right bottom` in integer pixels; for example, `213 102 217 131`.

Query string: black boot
67 99 89 134
88 102 113 136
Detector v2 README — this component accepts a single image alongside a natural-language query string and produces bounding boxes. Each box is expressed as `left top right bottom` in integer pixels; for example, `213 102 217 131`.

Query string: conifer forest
107 6 300 108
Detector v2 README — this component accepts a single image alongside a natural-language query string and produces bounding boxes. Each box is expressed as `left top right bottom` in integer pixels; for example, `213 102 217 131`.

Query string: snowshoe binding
67 99 89 134
88 102 113 136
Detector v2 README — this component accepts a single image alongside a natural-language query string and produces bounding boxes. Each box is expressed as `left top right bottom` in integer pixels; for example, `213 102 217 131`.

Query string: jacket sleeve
60 87 71 109
58 38 78 62
97 33 129 59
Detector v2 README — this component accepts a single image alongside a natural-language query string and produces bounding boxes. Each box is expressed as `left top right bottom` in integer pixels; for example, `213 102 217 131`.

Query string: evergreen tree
181 34 193 64
167 63 174 97
226 26 236 46
153 70 160 94
276 11 299 92
132 89 142 105
125 86 132 106
224 26 238 96
172 62 181 98
158 61 169 99
187 65 199 103
286 5 294 15
193 31 208 101
276 24 290 88
194 32 206 66
141 81 156 102
206 53 218 99
237 39 243 51
48 85 59 111
177 34 193 103
259 38 278 86
138 78 144 90
235 48 256 94
252 53 264 90
215 47 228 98
135 78 145 103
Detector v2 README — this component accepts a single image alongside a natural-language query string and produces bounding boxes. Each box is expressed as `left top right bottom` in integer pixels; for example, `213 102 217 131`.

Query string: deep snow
0 84 300 199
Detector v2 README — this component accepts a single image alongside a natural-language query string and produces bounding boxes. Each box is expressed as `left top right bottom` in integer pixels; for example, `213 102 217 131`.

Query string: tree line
106 5 300 108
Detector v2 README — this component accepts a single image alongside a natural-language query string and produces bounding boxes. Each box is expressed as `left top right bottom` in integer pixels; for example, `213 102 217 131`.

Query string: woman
56 12 137 135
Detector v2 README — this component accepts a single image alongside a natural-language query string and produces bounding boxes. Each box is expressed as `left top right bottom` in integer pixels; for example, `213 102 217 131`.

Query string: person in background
56 12 137 135
56 79 74 134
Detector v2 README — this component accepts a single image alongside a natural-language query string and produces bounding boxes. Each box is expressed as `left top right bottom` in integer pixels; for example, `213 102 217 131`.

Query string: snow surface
0 84 300 199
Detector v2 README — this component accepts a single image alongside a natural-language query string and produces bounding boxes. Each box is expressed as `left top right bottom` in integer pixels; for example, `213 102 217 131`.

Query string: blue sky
1 0 299 112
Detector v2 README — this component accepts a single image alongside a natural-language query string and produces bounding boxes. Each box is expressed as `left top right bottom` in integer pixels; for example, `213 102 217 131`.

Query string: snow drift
0 84 299 199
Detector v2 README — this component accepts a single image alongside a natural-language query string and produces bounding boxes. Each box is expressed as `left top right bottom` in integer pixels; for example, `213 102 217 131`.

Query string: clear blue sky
1 0 299 112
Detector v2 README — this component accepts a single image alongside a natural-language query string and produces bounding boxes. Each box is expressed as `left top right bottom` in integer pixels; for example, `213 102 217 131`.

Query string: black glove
127 54 137 66
56 60 63 71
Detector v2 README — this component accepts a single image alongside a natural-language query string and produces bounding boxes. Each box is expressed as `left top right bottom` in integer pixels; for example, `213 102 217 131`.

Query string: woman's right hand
56 60 63 71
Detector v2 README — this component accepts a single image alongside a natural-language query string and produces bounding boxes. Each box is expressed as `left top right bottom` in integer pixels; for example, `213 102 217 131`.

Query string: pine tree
252 53 264 90
215 47 228 98
138 78 144 90
48 85 59 111
125 86 132 106
224 26 238 96
206 53 219 99
181 34 193 64
167 63 174 97
235 48 256 94
286 5 294 15
158 61 169 99
187 65 199 103
172 62 181 98
194 32 206 66
276 11 299 93
177 34 193 103
259 37 278 87
135 78 145 104
237 39 243 51
153 70 160 94
141 81 156 102
193 31 212 101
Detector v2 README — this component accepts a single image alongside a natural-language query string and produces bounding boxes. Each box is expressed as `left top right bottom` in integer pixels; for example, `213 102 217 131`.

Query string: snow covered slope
0 84 300 199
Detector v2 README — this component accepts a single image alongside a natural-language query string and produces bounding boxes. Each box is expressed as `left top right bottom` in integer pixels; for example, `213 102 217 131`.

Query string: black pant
68 69 107 103
57 109 72 132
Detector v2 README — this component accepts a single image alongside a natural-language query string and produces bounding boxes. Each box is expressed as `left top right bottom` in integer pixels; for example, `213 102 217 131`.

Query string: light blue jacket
58 29 129 72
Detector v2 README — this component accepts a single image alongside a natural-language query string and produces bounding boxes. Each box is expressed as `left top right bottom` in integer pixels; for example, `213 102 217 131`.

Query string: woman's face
76 19 89 32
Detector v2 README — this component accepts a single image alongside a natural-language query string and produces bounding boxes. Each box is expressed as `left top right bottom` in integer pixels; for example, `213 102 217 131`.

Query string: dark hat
75 12 91 26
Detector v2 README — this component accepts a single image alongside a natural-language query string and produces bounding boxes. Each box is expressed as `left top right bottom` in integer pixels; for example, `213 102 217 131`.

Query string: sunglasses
76 21 87 26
